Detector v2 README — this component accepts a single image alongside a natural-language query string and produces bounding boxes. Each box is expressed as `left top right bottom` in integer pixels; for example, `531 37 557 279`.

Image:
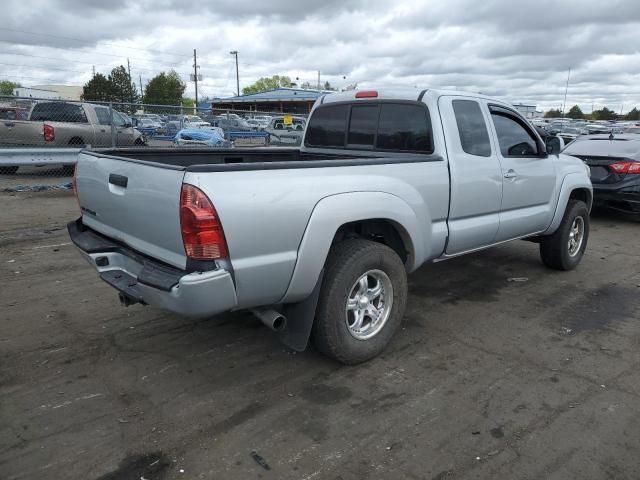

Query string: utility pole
317 70 321 91
92 65 95 77
193 49 199 110
127 58 134 105
230 51 239 96
139 75 143 109
561 67 571 117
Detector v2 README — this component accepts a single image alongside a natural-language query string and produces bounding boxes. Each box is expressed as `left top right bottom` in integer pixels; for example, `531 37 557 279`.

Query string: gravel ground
1 189 639 480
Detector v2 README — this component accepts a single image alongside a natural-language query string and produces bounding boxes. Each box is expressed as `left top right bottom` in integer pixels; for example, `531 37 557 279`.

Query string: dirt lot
1 189 639 480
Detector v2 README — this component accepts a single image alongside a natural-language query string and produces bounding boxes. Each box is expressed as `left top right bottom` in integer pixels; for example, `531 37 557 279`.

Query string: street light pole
230 51 239 96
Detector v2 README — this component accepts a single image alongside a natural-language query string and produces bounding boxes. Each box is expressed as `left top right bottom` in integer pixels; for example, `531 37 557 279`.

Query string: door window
94 107 112 126
453 100 491 157
491 112 538 157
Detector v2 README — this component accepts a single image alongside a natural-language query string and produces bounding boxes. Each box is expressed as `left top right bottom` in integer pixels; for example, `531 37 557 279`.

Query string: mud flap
278 270 324 352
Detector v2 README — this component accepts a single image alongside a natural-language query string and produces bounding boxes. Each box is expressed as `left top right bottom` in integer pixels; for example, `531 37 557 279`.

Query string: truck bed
88 147 434 171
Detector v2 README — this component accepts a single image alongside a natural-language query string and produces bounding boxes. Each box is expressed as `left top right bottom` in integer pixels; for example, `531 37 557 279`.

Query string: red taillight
180 184 228 260
43 124 55 142
609 162 640 174
355 90 378 98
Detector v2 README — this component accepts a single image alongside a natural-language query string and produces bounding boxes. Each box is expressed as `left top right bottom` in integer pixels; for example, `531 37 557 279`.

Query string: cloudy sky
2 0 640 112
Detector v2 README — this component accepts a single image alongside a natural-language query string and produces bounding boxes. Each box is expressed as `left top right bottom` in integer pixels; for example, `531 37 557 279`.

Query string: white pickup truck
68 89 592 364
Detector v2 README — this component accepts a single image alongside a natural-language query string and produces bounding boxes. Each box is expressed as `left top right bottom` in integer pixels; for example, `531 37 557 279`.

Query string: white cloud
1 0 640 112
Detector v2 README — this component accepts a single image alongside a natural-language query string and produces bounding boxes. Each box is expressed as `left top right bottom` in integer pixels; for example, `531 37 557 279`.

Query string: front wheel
312 239 408 364
539 199 589 270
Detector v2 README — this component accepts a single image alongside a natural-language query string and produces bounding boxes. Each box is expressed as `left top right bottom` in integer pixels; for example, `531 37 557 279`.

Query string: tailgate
0 120 45 146
75 152 187 269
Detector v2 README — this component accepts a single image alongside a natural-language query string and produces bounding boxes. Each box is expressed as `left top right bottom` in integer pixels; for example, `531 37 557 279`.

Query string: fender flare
279 191 428 304
543 173 593 235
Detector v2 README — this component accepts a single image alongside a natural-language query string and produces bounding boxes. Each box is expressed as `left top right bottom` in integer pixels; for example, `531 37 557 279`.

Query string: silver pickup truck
0 101 146 148
68 89 592 364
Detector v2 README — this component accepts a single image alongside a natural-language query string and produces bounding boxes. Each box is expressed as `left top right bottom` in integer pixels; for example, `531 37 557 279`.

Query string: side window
491 112 538 157
347 105 378 147
452 100 491 157
60 104 88 123
305 104 349 147
113 112 127 127
376 104 432 153
94 107 112 126
0 110 16 120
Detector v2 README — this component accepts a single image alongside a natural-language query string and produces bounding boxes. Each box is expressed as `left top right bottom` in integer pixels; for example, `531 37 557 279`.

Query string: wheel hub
345 269 394 340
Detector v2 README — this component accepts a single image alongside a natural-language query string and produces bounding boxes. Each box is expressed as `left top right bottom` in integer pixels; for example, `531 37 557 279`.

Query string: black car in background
563 134 640 214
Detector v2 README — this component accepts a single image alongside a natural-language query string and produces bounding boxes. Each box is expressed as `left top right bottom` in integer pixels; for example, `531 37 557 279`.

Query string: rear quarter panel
184 160 449 309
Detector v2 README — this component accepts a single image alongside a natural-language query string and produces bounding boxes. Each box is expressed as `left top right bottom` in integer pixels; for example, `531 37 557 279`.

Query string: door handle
504 169 517 179
108 173 128 188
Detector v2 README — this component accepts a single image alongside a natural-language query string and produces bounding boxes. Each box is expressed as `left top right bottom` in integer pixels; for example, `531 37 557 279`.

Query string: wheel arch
543 174 593 235
279 191 427 304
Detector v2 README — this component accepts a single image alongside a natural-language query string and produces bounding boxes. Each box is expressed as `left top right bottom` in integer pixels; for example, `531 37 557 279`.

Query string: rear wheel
540 199 589 270
312 239 408 364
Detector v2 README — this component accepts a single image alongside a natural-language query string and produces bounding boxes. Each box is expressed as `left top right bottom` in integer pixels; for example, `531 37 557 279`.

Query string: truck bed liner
85 148 439 172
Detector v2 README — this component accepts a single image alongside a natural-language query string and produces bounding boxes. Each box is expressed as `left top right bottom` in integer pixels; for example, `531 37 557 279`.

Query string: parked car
209 116 253 134
173 128 230 147
264 116 307 145
245 119 264 130
563 134 640 214
69 88 592 364
134 117 165 135
581 124 612 135
0 101 146 147
182 115 211 128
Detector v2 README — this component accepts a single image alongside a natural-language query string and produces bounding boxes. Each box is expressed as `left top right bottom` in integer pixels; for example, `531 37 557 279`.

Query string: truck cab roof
319 88 507 106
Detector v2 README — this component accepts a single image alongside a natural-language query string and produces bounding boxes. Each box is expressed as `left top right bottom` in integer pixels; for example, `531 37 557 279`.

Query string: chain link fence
0 95 309 189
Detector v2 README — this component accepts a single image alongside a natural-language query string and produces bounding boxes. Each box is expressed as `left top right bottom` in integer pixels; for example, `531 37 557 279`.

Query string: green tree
81 73 113 102
108 66 139 113
566 105 584 119
592 106 617 121
323 81 337 91
544 108 562 118
143 70 186 106
242 75 292 95
0 80 21 96
625 107 640 121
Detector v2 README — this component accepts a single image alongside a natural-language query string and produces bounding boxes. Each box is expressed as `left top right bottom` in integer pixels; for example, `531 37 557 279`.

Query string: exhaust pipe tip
251 308 287 332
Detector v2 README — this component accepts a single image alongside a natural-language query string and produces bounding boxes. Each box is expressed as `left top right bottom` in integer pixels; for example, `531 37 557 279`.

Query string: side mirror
545 136 564 155
124 122 132 128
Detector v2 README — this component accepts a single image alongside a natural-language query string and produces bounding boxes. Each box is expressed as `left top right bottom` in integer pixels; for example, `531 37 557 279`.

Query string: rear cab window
305 101 433 153
30 103 88 123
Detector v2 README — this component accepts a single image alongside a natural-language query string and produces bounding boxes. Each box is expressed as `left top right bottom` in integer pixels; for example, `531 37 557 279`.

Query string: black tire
311 239 408 364
134 137 146 146
540 199 589 270
61 165 75 176
0 166 19 175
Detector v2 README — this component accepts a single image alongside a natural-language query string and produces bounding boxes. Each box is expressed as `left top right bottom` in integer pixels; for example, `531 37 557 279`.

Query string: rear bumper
593 184 640 213
67 219 238 317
